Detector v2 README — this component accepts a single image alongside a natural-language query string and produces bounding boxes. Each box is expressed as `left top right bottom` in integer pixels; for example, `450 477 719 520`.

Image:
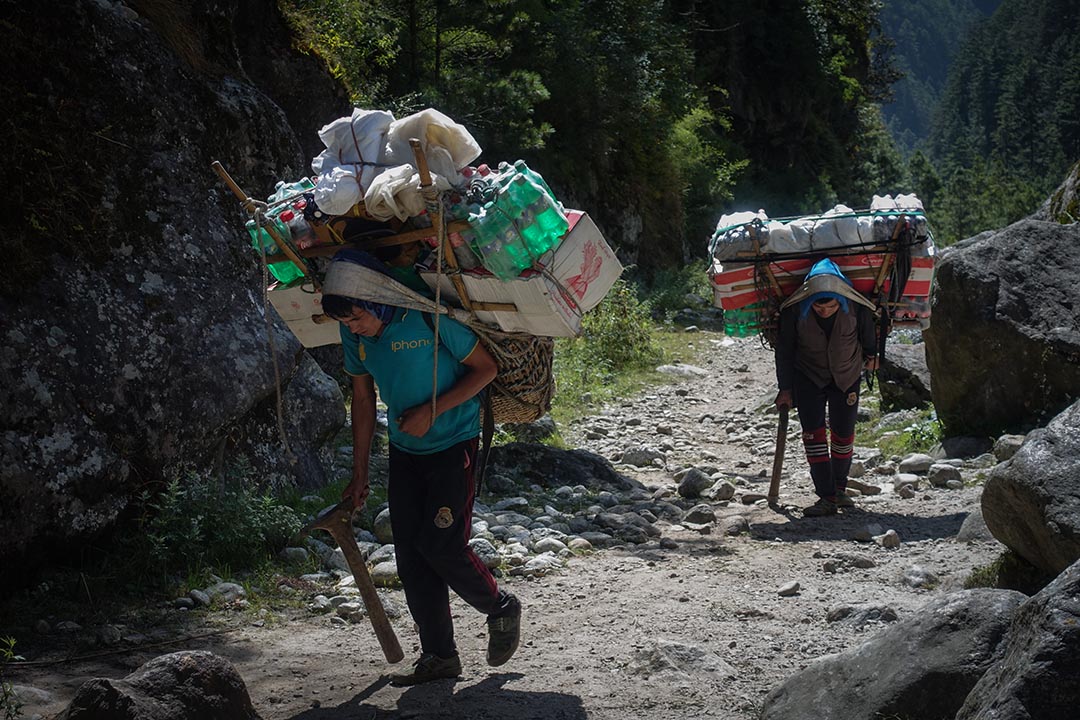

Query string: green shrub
551 278 662 423
554 279 659 392
646 259 712 320
859 406 943 457
1 637 22 720
130 467 302 582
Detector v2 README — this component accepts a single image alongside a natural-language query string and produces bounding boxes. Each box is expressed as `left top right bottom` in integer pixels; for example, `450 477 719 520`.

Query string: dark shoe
834 492 856 508
803 497 838 517
486 595 521 666
389 653 462 686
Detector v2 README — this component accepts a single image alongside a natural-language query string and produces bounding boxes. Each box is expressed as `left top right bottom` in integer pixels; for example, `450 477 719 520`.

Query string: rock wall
924 213 1080 437
0 0 350 580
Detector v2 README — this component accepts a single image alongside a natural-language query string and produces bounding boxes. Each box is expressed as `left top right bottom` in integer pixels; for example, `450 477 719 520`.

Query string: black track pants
388 437 507 658
793 371 860 498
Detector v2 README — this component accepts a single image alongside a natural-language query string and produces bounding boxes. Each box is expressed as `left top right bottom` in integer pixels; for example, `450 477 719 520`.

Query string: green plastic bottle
245 217 305 285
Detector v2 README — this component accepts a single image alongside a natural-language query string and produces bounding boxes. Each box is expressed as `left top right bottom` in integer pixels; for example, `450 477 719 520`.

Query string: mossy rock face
1036 160 1080 225
0 1 349 581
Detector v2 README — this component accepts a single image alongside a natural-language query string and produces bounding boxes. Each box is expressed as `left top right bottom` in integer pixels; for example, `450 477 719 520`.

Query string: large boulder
878 341 932 411
55 651 260 720
760 589 1025 720
956 558 1080 719
923 216 1080 437
981 399 1080 576
489 443 638 492
0 0 349 581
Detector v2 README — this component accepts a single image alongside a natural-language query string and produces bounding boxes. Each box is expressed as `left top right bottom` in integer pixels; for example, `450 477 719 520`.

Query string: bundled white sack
709 210 769 260
870 193 930 246
312 108 394 176
715 210 767 232
313 166 364 216
870 193 925 212
384 108 482 184
815 204 860 249
762 221 800 253
311 108 395 214
786 204 870 250
364 165 454 222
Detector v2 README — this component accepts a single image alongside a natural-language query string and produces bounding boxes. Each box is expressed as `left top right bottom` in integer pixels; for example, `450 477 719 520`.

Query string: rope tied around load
250 201 297 466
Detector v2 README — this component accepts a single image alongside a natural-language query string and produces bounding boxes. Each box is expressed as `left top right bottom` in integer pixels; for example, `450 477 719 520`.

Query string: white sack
312 166 364 216
870 193 925 212
384 108 482 183
714 210 767 232
762 221 799 254
363 166 453 222
313 108 394 174
894 193 925 211
310 108 395 215
815 204 859 249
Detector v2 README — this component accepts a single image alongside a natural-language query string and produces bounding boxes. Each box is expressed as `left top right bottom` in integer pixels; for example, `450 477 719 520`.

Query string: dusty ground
8 332 1005 720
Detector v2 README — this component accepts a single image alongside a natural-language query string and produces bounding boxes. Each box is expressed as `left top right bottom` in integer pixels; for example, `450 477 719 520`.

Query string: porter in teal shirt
340 308 482 454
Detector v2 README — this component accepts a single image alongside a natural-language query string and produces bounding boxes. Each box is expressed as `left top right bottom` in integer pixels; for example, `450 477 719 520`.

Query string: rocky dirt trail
11 331 1006 720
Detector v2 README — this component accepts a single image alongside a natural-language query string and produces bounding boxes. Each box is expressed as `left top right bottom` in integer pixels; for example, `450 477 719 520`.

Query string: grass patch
550 278 662 426
551 325 695 428
964 550 1057 594
855 404 943 458
964 555 1008 589
124 467 303 586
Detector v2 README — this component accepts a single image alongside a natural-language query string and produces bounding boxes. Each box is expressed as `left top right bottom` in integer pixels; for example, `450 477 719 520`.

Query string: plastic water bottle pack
458 161 568 280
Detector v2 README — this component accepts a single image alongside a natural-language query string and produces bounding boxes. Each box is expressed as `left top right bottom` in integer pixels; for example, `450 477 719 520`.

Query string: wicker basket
475 329 555 424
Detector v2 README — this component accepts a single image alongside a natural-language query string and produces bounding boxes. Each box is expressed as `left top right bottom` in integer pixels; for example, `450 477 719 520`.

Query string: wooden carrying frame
212 142 518 315
212 142 554 424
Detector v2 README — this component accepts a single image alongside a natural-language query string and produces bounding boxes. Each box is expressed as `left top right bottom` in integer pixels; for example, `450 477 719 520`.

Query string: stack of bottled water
245 177 318 286
450 161 568 280
723 301 765 337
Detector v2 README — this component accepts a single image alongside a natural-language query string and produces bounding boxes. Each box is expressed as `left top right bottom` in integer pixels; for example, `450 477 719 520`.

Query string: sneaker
834 492 856 508
388 653 462 687
803 497 838 517
486 595 521 667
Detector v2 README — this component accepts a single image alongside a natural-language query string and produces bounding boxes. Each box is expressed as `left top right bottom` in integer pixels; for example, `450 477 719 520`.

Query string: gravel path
10 332 1005 720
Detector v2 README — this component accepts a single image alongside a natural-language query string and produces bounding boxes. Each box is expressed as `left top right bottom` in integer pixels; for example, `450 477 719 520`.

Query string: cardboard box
267 285 342 348
420 211 623 337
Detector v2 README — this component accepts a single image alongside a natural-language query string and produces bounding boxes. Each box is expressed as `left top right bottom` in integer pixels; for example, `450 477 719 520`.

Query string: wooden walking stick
301 499 404 663
768 407 789 506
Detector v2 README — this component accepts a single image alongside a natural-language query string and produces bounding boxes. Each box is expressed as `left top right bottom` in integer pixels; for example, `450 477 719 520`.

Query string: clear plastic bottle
468 205 530 280
268 177 316 205
279 209 316 249
513 160 556 200
510 161 567 255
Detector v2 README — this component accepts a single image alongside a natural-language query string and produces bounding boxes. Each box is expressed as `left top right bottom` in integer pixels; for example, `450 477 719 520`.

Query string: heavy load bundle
215 107 623 422
706 195 936 344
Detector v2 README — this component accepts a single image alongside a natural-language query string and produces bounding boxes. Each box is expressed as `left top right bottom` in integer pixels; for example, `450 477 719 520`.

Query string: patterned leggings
793 371 860 499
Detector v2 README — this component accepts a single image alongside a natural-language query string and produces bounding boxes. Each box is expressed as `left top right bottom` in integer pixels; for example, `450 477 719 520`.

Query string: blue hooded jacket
799 258 851 318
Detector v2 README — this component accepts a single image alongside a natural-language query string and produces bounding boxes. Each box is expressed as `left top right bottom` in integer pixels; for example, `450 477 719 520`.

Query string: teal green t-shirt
340 308 482 454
